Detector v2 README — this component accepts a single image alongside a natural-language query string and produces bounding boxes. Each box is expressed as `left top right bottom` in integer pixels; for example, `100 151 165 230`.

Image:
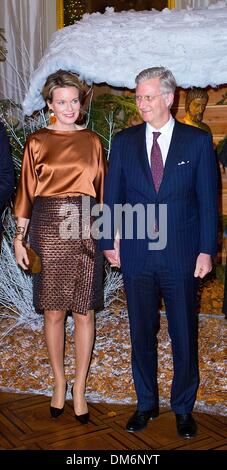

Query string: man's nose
138 99 149 109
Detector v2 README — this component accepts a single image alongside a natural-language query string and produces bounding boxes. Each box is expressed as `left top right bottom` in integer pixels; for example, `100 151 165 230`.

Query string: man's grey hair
135 67 177 94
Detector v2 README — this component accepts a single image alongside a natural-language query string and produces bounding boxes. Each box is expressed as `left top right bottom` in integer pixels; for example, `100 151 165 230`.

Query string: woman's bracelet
15 226 25 235
14 226 26 242
14 234 24 242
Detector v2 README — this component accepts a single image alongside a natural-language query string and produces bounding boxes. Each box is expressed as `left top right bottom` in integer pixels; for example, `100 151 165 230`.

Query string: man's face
188 97 207 123
135 77 173 128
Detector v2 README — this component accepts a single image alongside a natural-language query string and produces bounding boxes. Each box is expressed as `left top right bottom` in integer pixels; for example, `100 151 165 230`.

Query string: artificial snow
23 3 227 115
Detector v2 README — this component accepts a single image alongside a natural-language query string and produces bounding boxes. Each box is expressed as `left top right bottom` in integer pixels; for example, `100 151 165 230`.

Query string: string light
63 0 87 26
63 2 168 26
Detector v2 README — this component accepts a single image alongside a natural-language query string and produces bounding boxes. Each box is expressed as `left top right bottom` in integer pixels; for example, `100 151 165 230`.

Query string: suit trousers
123 263 199 414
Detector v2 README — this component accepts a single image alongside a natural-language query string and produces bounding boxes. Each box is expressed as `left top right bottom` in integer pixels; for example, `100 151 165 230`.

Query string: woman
14 70 107 423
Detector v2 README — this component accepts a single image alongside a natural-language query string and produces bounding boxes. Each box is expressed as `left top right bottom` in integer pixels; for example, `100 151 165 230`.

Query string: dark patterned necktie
150 131 163 192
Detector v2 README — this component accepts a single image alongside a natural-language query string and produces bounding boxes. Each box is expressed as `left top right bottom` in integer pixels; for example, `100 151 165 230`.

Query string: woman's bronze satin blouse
14 128 107 219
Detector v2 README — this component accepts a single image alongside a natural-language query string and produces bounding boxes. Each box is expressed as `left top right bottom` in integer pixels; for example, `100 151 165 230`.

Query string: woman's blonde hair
42 69 86 103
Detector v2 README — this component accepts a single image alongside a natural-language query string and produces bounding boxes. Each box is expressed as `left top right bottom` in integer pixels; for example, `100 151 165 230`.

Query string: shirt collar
146 115 175 136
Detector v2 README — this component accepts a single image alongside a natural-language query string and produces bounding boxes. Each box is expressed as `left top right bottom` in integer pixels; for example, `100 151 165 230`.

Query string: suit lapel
135 123 157 196
158 120 185 196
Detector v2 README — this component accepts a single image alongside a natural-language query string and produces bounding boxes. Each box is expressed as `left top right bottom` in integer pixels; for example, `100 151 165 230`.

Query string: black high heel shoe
71 385 89 424
50 382 68 418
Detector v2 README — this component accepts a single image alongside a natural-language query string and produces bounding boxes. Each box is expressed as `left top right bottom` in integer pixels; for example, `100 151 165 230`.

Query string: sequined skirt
29 196 104 314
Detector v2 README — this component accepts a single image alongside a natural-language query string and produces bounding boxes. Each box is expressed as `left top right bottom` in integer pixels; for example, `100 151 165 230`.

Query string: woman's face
48 86 80 129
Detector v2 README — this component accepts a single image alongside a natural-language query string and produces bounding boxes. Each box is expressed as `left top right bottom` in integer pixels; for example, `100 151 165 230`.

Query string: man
0 121 14 236
180 87 211 134
100 67 218 438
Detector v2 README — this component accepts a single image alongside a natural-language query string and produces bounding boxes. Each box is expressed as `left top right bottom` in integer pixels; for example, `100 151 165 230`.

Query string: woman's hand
14 239 29 270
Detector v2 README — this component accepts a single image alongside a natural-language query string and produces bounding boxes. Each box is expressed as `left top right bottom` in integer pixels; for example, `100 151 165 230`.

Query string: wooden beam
168 0 175 8
56 0 64 29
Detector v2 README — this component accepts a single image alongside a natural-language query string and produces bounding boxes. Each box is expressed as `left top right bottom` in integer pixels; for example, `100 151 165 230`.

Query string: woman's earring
49 111 56 125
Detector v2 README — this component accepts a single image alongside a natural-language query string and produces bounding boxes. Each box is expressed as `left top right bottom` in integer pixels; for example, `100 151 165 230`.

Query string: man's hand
103 238 120 268
194 253 212 279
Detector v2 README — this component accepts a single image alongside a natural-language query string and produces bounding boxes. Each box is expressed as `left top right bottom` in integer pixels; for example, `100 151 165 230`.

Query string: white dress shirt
146 116 175 166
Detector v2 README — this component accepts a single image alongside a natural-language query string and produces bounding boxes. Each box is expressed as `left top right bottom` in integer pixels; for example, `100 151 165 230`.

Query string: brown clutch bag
23 242 41 274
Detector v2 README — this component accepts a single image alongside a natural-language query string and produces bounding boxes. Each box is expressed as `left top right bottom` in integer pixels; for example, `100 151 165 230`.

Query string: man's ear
164 92 174 108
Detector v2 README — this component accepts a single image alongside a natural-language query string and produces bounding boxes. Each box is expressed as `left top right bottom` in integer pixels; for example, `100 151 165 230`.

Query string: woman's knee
74 310 94 327
44 310 66 325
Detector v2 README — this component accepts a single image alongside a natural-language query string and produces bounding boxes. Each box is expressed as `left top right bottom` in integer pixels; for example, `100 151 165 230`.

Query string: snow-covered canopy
23 2 227 115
